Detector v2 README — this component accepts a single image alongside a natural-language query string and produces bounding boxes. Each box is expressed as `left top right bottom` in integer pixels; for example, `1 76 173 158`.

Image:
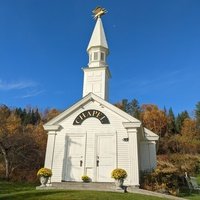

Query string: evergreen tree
163 106 167 115
34 108 41 125
122 99 128 112
175 111 190 133
127 99 141 119
15 108 24 122
31 110 36 124
167 107 176 134
23 109 32 125
195 101 200 130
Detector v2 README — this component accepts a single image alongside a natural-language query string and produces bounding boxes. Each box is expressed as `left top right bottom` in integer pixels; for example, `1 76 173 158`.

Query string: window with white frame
94 52 98 60
100 52 105 61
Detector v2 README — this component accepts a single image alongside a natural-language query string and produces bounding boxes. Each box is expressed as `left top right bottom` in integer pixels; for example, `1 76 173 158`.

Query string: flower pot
83 180 90 183
115 179 124 190
39 176 49 187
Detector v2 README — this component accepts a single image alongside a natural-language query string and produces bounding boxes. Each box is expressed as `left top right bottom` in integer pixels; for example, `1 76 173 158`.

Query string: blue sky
0 0 200 115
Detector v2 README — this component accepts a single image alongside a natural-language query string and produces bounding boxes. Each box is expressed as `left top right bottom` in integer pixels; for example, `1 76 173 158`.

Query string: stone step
49 182 126 192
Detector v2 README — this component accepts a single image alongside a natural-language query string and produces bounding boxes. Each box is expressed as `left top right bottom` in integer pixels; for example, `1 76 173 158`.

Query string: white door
66 136 85 181
96 135 115 182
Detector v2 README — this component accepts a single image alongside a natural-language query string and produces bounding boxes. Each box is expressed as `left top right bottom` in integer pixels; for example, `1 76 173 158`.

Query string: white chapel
43 8 159 187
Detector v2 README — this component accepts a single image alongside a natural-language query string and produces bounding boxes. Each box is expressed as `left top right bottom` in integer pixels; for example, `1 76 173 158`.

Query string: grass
179 174 200 200
196 174 200 185
184 194 200 200
0 180 199 200
0 181 164 200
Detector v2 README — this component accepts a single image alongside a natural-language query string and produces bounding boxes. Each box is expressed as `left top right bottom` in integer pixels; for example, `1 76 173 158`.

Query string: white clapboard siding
139 141 157 172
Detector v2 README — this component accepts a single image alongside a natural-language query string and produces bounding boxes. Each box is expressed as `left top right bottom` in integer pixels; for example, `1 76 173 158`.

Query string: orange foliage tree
141 104 167 137
178 118 200 154
141 104 167 152
0 105 22 179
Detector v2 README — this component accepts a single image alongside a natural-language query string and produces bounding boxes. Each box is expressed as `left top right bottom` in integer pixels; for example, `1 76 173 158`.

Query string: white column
44 131 57 170
44 131 57 185
127 128 140 186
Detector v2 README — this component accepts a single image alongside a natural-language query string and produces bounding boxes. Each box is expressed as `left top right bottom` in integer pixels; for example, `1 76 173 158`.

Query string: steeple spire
87 6 108 52
82 7 111 101
87 17 108 52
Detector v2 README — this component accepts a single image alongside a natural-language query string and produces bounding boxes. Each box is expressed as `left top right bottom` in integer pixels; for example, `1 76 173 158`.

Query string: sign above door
73 109 110 125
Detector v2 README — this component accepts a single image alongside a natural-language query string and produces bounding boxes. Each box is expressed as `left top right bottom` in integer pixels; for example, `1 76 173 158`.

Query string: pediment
44 93 141 131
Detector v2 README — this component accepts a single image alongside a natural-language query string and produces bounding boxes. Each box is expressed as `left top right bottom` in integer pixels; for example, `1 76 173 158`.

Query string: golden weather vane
92 6 107 20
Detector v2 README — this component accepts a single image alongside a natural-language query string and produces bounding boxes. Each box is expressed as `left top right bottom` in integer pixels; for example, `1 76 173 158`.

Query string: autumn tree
42 108 61 123
0 105 22 179
141 104 167 137
179 118 200 154
13 123 47 181
0 105 46 180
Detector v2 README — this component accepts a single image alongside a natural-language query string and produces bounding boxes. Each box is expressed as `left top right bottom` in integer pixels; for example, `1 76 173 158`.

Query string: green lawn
184 194 200 200
196 175 200 185
0 180 199 200
184 174 200 200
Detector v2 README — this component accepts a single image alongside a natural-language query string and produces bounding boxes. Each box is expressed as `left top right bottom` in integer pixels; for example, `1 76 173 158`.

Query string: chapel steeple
82 7 111 100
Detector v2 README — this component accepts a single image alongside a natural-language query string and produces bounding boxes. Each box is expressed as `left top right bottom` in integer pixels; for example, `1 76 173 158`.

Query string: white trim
82 66 111 78
44 125 61 131
144 128 159 141
123 122 141 128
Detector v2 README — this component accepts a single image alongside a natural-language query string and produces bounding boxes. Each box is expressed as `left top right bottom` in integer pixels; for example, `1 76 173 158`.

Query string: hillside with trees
0 106 60 181
114 99 200 193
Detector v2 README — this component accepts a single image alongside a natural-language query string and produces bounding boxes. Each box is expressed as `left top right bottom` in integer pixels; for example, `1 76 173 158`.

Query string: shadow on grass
0 189 168 200
0 190 69 200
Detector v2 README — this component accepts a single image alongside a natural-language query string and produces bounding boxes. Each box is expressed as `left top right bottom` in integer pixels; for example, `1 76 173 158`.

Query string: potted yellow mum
111 168 127 189
81 175 91 183
37 168 52 187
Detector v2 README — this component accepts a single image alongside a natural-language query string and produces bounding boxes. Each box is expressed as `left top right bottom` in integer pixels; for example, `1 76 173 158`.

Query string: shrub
111 168 127 180
141 154 200 196
140 160 181 195
37 168 52 177
157 154 200 175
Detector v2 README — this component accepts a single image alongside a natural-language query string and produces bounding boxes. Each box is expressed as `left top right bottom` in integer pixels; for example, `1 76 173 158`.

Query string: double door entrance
65 134 115 182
